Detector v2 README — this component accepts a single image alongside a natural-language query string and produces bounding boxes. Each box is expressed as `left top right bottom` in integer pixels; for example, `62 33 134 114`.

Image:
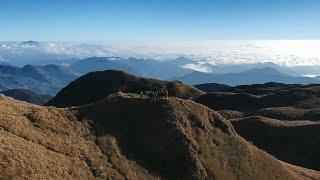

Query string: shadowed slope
231 116 320 171
218 110 246 120
195 92 260 112
254 107 320 121
46 70 204 107
1 94 318 179
195 82 307 95
195 86 320 112
78 93 317 179
0 94 156 179
195 83 234 93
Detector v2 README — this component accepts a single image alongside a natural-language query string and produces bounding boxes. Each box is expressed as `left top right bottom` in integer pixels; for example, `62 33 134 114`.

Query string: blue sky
1 0 320 41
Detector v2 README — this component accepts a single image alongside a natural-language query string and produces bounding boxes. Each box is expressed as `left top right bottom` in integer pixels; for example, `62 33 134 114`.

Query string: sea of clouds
1 40 320 67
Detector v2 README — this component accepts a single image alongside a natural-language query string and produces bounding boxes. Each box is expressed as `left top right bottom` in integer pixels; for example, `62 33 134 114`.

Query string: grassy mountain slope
1 93 318 179
231 116 320 171
195 86 320 112
47 70 204 107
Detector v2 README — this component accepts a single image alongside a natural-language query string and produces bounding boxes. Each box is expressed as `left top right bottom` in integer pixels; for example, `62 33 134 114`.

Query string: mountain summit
47 69 204 107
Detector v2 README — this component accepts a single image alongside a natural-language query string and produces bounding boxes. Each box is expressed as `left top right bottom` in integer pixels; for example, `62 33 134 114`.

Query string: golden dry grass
231 116 320 171
0 94 319 179
254 107 320 121
47 70 204 107
218 110 246 120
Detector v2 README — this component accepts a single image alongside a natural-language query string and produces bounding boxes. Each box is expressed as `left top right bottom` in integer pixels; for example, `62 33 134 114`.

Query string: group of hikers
139 89 169 99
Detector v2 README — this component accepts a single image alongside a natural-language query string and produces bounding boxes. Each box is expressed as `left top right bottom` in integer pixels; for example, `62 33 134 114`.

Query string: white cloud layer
1 40 320 66
103 40 320 66
182 63 213 73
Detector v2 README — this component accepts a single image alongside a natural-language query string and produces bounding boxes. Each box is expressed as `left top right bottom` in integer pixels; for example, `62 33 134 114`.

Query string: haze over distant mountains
69 56 320 85
1 41 320 98
1 54 320 97
2 40 320 69
0 64 77 95
175 67 320 85
70 56 192 80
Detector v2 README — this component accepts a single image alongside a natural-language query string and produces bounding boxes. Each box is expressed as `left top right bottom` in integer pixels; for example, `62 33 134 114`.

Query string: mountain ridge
0 64 77 95
175 67 320 85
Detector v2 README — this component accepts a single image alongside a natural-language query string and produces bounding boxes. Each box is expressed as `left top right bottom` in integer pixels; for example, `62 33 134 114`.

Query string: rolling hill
231 116 320 171
233 82 302 95
194 83 234 93
253 107 320 121
1 93 319 179
195 92 261 112
194 82 304 95
195 85 320 112
192 82 320 172
47 69 204 107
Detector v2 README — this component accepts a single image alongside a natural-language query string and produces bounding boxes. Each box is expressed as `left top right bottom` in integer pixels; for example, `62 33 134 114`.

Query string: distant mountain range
1 40 320 77
70 56 320 85
70 56 192 80
1 55 320 96
175 67 320 85
0 64 77 95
